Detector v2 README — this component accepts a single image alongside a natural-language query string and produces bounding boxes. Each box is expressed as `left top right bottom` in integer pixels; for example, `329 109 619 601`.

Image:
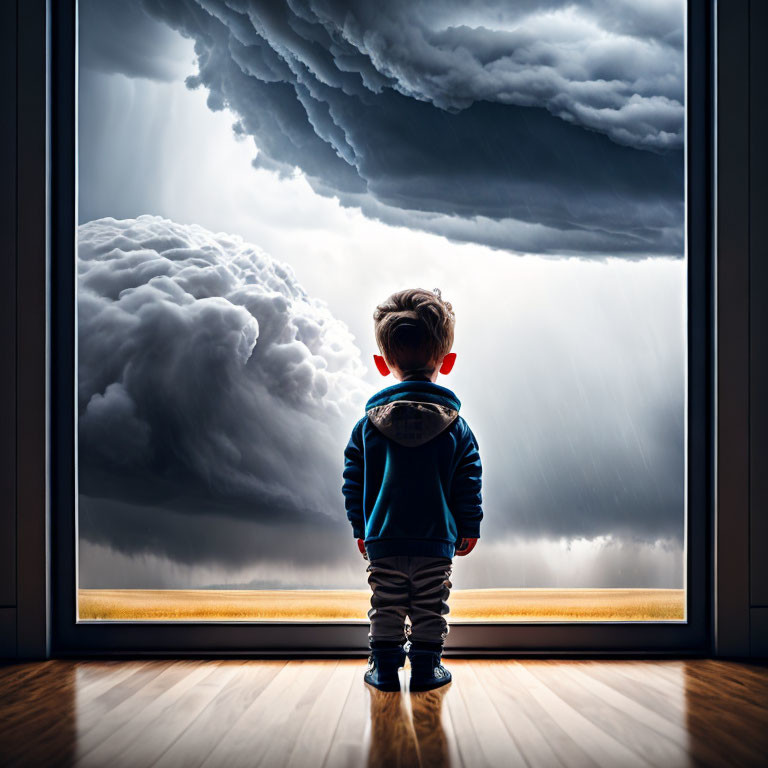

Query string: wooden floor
1 658 767 767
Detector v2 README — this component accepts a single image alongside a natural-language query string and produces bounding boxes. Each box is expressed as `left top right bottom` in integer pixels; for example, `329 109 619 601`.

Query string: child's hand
357 538 368 560
455 537 478 556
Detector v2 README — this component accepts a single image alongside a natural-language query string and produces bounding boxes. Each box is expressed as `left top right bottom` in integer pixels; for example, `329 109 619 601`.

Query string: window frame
51 0 714 655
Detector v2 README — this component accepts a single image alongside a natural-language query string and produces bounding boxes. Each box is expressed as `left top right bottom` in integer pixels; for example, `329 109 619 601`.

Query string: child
342 288 483 692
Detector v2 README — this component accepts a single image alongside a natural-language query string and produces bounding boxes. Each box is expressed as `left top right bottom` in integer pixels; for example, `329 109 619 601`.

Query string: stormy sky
77 0 686 590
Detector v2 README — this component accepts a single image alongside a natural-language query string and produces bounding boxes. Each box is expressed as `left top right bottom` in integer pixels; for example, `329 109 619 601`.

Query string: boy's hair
374 288 455 374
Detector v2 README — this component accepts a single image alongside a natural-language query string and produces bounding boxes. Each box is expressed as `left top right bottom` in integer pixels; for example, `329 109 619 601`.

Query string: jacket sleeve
449 421 483 538
342 419 366 539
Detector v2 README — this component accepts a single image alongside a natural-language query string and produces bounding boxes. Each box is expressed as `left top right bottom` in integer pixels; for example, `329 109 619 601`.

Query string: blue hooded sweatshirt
342 380 483 560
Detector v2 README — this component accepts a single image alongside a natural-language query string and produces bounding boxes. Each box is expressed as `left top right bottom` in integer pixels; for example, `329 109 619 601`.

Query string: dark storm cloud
140 0 684 148
78 215 367 534
82 0 685 256
77 216 372 587
78 496 351 575
78 498 683 589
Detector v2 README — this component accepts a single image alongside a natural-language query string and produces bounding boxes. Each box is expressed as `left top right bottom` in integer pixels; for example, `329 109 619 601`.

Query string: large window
60 0 709 648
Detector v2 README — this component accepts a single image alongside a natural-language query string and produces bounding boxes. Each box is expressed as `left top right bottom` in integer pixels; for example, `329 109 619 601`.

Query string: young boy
342 288 483 692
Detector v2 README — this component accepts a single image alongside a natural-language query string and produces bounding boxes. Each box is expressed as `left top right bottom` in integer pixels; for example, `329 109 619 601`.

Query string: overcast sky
77 0 686 590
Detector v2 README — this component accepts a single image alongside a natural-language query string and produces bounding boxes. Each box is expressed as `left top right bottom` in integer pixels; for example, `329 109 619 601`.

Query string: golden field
78 588 684 622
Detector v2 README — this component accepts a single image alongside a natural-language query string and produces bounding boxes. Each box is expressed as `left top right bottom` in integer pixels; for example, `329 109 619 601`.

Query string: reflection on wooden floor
1 658 767 767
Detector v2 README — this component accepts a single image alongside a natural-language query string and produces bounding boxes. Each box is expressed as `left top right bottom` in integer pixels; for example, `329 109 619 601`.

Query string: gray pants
366 555 453 646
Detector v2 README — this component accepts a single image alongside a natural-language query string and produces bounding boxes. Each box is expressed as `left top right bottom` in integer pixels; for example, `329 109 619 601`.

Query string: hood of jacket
365 381 460 448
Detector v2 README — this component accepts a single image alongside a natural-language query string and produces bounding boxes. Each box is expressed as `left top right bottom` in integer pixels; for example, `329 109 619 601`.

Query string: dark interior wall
0 0 18 659
716 0 768 657
16 0 50 661
0 0 48 660
748 0 768 654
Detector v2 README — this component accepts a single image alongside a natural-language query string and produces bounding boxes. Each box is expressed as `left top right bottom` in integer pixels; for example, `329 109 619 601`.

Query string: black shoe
364 645 407 692
407 646 452 692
